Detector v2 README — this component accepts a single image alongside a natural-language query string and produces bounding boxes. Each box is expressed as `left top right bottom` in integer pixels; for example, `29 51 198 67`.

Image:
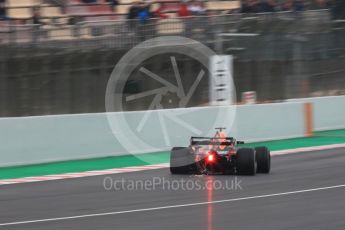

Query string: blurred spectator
241 0 310 13
258 0 276 12
152 3 169 19
106 0 119 12
137 2 150 24
282 0 293 10
241 0 251 13
178 0 190 17
136 2 151 41
241 0 261 13
32 8 48 42
188 0 206 15
32 9 43 25
282 0 305 11
293 0 305 11
127 1 142 30
127 1 140 20
0 1 8 20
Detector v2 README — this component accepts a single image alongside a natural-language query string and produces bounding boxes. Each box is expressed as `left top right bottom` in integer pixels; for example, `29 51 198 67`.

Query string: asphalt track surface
1 148 345 230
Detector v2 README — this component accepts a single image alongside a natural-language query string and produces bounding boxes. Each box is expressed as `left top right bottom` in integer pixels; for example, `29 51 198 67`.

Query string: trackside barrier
288 95 345 131
0 96 344 167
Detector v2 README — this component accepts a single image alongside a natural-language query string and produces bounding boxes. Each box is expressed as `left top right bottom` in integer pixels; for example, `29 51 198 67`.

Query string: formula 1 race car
170 128 270 175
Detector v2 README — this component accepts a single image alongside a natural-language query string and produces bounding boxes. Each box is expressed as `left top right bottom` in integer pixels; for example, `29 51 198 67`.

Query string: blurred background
0 0 344 116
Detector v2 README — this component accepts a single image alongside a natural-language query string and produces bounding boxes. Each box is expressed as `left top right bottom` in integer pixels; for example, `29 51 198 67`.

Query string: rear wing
190 136 245 145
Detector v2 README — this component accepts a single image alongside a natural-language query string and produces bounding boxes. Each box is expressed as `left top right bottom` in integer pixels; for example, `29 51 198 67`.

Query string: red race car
170 128 270 175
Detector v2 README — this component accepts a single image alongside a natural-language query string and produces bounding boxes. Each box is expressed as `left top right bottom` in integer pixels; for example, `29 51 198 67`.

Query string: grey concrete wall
2 96 344 167
288 95 345 131
0 101 308 167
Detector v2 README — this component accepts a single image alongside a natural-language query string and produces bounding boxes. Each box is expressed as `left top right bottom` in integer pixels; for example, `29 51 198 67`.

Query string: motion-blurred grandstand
0 0 343 41
0 0 344 116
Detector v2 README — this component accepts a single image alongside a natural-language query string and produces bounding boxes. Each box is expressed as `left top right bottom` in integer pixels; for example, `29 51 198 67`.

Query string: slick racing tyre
170 147 196 174
255 146 271 173
236 148 256 175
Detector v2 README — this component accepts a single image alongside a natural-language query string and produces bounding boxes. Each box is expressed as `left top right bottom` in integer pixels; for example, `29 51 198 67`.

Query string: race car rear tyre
255 146 270 173
236 148 256 175
170 147 196 174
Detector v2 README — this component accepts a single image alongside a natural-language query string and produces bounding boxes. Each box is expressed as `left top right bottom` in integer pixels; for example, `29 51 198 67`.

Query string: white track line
271 143 345 156
1 144 345 185
0 184 344 226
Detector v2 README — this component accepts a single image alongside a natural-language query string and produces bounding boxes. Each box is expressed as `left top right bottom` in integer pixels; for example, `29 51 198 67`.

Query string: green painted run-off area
1 129 345 180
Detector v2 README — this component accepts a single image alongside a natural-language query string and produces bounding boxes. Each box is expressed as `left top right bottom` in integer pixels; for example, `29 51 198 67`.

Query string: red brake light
207 154 214 162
